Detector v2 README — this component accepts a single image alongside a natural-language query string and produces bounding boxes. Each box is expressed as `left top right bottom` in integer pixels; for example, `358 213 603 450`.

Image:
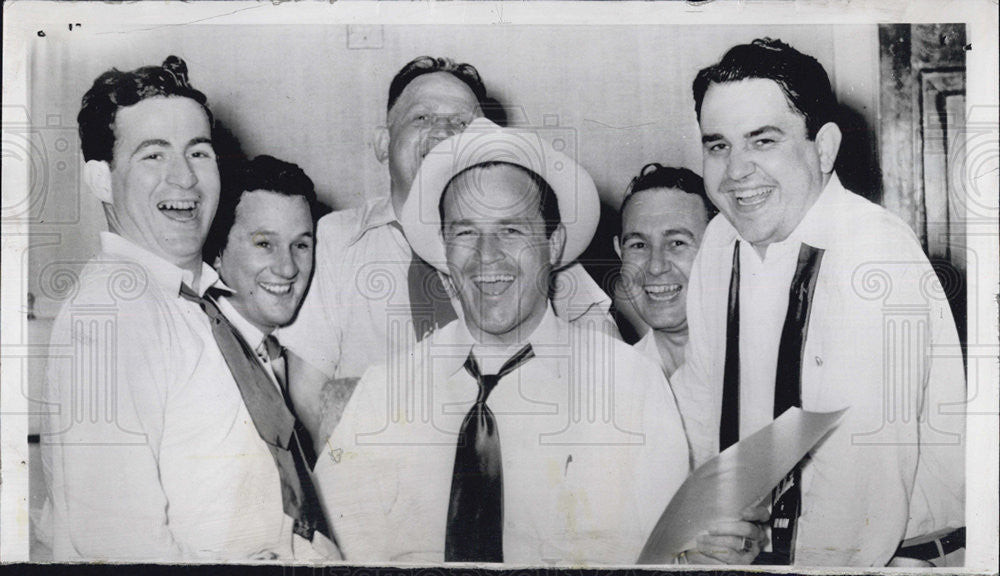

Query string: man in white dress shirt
204 154 340 559
309 118 764 565
40 58 326 561
672 38 966 566
615 164 714 378
281 56 616 383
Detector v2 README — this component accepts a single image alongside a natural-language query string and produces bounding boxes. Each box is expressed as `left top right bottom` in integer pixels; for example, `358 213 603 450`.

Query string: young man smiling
41 58 308 561
204 154 340 560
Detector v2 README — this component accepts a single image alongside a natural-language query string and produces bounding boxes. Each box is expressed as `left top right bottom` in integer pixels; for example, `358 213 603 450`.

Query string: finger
696 535 757 565
740 504 771 523
707 520 766 540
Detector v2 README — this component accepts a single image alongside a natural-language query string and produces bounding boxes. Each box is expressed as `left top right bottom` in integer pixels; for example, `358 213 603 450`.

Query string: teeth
645 284 682 301
158 200 197 210
260 282 292 295
474 274 515 283
735 187 771 206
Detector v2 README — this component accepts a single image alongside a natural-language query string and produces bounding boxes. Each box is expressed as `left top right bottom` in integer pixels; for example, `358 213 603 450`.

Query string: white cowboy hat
400 117 600 272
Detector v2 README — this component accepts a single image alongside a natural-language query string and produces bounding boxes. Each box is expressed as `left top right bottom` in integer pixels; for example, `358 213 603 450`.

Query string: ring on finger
740 536 753 553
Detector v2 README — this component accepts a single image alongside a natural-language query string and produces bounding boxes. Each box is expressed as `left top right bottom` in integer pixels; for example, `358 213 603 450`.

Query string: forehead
699 78 805 134
442 164 544 223
623 188 708 231
390 72 480 115
113 96 210 142
233 189 313 228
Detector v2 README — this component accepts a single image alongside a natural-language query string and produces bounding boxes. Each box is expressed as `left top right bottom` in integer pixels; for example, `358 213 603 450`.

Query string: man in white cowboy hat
308 118 696 564
280 57 616 392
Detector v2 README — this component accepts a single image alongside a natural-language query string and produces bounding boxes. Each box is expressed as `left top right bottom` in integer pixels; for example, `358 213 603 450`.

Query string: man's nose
271 247 299 279
726 147 755 181
647 247 674 277
476 234 505 265
166 156 198 189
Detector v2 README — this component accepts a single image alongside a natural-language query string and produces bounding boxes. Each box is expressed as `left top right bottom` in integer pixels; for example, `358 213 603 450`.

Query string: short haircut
619 163 716 222
387 56 488 114
204 155 319 263
692 38 837 140
78 56 213 164
439 161 562 239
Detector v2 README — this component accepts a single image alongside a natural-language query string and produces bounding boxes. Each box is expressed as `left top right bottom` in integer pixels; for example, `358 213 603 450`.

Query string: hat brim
400 117 600 273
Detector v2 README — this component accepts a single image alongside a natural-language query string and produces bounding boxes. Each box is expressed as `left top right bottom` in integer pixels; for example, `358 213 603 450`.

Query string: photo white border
2 0 997 569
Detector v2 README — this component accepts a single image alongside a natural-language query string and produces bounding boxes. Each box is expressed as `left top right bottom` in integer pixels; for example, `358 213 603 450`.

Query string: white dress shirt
312 306 689 564
280 194 617 379
215 296 342 561
672 174 966 565
633 331 668 377
40 233 300 561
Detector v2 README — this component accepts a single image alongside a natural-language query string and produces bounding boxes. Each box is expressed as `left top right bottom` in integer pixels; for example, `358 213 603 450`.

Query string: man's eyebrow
187 137 213 148
745 125 785 139
663 227 696 240
701 133 725 144
620 231 646 243
131 139 171 157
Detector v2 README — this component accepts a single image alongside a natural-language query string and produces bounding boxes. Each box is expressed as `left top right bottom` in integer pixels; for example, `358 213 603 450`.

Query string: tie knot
463 344 535 404
263 334 284 362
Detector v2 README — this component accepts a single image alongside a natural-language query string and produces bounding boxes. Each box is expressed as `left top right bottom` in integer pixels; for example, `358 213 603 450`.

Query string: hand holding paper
637 407 848 564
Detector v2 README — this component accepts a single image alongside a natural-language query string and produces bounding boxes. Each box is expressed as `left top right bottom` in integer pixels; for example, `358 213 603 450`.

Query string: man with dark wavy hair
672 38 966 566
615 163 715 379
281 56 616 404
40 58 332 561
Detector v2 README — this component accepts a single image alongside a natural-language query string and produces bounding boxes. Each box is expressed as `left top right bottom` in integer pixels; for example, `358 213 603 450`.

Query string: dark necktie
720 241 742 452
767 243 825 564
407 252 458 340
179 285 330 542
722 243 825 565
444 344 535 563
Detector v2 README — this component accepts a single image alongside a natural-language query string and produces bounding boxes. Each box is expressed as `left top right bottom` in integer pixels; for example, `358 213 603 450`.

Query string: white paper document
638 407 848 564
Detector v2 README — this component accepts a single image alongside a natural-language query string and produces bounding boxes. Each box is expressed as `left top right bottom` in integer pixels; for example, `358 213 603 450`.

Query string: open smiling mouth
733 187 773 208
259 282 293 296
644 284 682 302
474 274 515 296
157 200 199 222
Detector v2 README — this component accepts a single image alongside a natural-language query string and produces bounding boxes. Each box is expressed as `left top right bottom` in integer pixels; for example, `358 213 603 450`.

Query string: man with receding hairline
281 56 616 395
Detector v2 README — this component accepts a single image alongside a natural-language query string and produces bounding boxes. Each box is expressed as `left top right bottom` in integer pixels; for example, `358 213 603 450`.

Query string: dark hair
692 38 837 140
387 56 488 114
204 155 320 262
439 161 562 239
78 56 213 164
619 163 716 222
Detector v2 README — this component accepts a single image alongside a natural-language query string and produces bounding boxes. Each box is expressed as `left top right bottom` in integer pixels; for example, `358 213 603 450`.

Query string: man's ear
83 160 113 204
373 126 390 164
815 122 843 174
548 223 567 267
613 235 622 259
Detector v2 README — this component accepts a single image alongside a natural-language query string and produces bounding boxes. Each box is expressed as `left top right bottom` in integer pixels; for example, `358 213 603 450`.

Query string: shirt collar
99 232 222 297
347 194 399 246
707 171 847 252
216 295 268 352
437 304 565 379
